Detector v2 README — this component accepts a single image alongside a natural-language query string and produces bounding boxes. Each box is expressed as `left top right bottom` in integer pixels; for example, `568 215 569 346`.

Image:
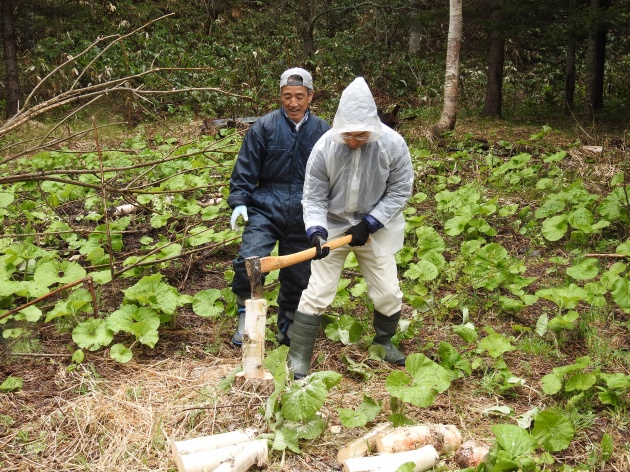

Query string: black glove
346 220 370 247
311 235 330 260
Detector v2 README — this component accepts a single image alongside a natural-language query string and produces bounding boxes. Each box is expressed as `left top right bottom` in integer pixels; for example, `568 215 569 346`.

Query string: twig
584 253 628 258
94 116 116 286
0 276 95 322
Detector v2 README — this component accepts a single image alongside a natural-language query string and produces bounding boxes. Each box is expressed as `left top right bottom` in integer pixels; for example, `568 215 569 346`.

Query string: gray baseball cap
280 67 313 90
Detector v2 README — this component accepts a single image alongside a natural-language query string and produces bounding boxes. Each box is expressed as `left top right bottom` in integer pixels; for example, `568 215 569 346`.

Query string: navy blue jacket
228 108 330 226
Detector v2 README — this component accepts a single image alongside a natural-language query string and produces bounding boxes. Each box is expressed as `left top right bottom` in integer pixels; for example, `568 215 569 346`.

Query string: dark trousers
231 209 311 312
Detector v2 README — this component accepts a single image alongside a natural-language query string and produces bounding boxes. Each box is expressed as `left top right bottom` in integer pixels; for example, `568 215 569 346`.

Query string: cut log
454 440 490 468
343 444 439 472
337 423 393 464
173 439 265 472
171 428 257 457
375 424 461 454
213 439 268 472
242 298 269 379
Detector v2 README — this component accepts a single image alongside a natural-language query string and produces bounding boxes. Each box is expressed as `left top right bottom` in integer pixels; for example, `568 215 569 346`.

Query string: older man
228 68 330 347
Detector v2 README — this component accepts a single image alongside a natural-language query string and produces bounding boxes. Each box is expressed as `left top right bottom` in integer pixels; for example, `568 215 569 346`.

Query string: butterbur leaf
566 258 599 280
192 289 224 318
478 332 515 358
123 274 180 315
385 353 451 407
72 318 114 351
568 207 594 232
536 313 549 336
452 324 478 343
541 373 563 395
532 409 575 452
394 463 415 472
0 192 14 208
492 424 537 456
34 260 87 287
403 260 438 281
542 214 569 241
110 343 133 363
601 433 614 461
565 372 597 392
281 379 330 422
324 315 362 345
273 428 300 453
0 376 23 392
415 226 445 257
338 395 381 428
600 372 630 390
309 371 343 390
611 277 630 311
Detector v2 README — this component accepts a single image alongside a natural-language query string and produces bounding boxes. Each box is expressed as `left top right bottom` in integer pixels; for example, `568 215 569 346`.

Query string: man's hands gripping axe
306 226 330 260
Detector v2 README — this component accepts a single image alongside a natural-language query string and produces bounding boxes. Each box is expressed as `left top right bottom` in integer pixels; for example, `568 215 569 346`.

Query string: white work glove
230 205 248 231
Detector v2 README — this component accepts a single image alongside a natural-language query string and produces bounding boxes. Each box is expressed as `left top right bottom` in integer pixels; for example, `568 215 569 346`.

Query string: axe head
245 256 263 300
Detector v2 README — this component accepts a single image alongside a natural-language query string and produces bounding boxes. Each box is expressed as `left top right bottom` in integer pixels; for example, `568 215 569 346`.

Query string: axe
245 234 353 298
240 234 353 379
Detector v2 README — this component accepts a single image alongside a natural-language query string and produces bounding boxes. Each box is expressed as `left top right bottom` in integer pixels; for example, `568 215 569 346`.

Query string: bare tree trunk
431 0 462 135
408 0 422 54
2 0 19 118
584 0 608 119
564 38 576 114
481 4 504 118
304 0 317 56
593 1 608 109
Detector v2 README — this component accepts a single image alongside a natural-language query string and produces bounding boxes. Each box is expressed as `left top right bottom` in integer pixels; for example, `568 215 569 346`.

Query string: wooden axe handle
260 234 353 274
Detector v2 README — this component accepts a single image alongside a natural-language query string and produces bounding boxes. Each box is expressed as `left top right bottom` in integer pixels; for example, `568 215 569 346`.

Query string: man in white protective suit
287 77 414 379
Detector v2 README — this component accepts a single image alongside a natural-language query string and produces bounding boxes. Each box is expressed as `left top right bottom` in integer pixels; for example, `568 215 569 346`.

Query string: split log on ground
454 440 490 468
171 428 257 457
213 439 268 472
242 297 270 379
173 440 265 472
337 423 393 464
375 424 461 454
343 444 439 472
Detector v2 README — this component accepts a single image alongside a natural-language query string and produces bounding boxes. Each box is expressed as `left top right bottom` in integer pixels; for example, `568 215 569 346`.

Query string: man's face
341 131 371 150
281 85 313 123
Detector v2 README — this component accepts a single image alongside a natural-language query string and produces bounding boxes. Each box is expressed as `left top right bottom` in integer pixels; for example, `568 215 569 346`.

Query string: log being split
213 439 268 472
337 423 393 464
343 444 439 472
242 298 269 379
375 424 461 454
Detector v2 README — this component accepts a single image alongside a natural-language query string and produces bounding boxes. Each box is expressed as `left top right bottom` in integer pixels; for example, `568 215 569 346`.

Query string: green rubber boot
287 311 322 379
373 310 406 366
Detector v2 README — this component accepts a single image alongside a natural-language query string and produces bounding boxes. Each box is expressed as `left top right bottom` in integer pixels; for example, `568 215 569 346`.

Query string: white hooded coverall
297 77 414 317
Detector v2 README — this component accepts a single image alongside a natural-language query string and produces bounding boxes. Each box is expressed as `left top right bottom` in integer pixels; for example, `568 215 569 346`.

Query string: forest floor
1 115 629 471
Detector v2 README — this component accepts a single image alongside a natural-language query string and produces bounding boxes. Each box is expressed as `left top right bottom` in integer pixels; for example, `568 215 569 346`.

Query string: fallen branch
0 276 97 322
584 253 628 258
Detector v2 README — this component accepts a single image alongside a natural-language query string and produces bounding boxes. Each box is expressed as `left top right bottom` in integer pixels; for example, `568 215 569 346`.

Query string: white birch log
213 439 269 472
375 424 461 454
343 444 439 472
454 440 490 468
171 428 257 457
173 440 265 472
337 423 393 464
242 298 268 379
